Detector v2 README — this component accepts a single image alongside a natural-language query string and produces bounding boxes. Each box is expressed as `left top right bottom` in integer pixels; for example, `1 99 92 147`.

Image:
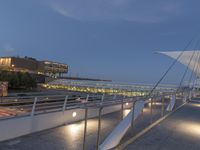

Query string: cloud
52 3 71 18
44 0 181 23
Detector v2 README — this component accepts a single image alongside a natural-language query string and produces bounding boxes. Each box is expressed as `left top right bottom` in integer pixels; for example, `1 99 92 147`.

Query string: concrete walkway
0 101 165 150
0 97 179 150
126 100 200 150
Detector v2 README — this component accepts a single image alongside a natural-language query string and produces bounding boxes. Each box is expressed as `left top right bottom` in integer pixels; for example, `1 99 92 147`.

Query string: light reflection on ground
63 118 114 143
177 121 200 138
190 103 200 108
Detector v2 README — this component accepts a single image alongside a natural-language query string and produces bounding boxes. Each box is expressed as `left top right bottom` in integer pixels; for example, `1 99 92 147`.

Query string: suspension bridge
0 38 200 150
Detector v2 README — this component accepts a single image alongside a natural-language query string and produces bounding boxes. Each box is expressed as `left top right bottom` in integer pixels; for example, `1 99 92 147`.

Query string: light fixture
72 112 77 117
125 102 129 106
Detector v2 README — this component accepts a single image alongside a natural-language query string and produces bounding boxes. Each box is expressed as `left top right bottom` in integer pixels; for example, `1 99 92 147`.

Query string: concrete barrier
0 104 131 142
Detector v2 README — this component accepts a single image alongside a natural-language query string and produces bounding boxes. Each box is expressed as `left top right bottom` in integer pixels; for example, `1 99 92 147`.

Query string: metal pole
83 107 88 150
101 94 105 103
141 100 144 116
121 98 124 120
31 97 37 116
62 96 68 124
86 94 89 102
161 95 164 117
131 101 135 130
189 90 192 101
63 95 68 111
150 97 153 124
96 107 103 150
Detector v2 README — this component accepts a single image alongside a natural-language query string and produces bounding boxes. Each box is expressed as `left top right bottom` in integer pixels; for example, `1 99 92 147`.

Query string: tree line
0 70 37 89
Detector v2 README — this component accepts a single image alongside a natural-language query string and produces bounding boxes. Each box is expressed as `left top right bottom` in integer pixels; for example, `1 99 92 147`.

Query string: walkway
0 101 165 150
0 98 181 150
126 99 200 150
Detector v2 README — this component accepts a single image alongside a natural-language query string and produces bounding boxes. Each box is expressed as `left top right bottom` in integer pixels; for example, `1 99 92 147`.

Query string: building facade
0 56 68 77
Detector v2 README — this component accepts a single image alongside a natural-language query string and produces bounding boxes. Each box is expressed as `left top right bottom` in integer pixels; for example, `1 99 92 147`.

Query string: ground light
72 112 77 117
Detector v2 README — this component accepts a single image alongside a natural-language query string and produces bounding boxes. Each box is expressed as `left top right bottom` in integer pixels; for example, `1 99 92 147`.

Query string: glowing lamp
72 112 77 117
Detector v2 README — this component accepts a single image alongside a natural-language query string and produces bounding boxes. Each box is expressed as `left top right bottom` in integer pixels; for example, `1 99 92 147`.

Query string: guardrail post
121 98 124 120
86 94 89 102
101 94 105 102
161 95 164 117
131 100 135 130
96 107 103 150
150 97 153 124
31 97 37 116
63 95 68 111
189 91 192 101
83 107 88 150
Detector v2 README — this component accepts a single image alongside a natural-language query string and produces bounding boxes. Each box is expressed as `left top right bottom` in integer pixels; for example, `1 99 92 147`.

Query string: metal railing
0 93 127 120
0 90 195 150
80 90 195 150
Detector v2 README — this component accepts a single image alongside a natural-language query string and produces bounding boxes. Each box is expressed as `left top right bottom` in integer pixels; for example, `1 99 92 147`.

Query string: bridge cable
188 39 200 88
176 47 196 93
192 51 200 89
188 51 198 87
148 35 197 97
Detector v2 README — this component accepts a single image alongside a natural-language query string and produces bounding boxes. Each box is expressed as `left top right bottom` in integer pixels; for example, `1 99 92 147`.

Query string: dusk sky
0 0 200 84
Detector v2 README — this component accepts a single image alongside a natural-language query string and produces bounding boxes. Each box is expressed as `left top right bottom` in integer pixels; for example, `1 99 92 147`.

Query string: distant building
0 56 68 77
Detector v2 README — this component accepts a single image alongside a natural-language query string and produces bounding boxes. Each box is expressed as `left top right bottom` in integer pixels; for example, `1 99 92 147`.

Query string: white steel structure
160 51 200 77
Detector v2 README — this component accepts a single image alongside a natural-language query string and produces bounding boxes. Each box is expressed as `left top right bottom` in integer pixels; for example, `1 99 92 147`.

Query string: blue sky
0 0 199 84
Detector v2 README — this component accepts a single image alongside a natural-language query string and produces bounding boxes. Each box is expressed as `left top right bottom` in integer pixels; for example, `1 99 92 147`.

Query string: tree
0 71 37 89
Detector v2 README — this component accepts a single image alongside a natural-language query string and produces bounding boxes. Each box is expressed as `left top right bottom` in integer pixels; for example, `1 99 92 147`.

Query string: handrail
0 91 177 121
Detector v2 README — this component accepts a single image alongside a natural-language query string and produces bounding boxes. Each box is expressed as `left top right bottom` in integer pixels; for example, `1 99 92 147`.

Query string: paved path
0 101 167 150
0 98 175 150
126 100 200 150
0 110 121 150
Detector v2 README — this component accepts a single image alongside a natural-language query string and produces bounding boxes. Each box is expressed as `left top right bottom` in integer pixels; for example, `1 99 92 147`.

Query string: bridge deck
0 98 185 150
0 102 164 150
126 100 200 150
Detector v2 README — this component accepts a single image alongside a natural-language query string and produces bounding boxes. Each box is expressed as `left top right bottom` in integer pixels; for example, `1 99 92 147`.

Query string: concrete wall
0 104 131 142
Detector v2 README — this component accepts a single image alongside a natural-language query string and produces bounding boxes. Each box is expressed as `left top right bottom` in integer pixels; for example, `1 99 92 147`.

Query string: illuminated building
0 56 68 77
